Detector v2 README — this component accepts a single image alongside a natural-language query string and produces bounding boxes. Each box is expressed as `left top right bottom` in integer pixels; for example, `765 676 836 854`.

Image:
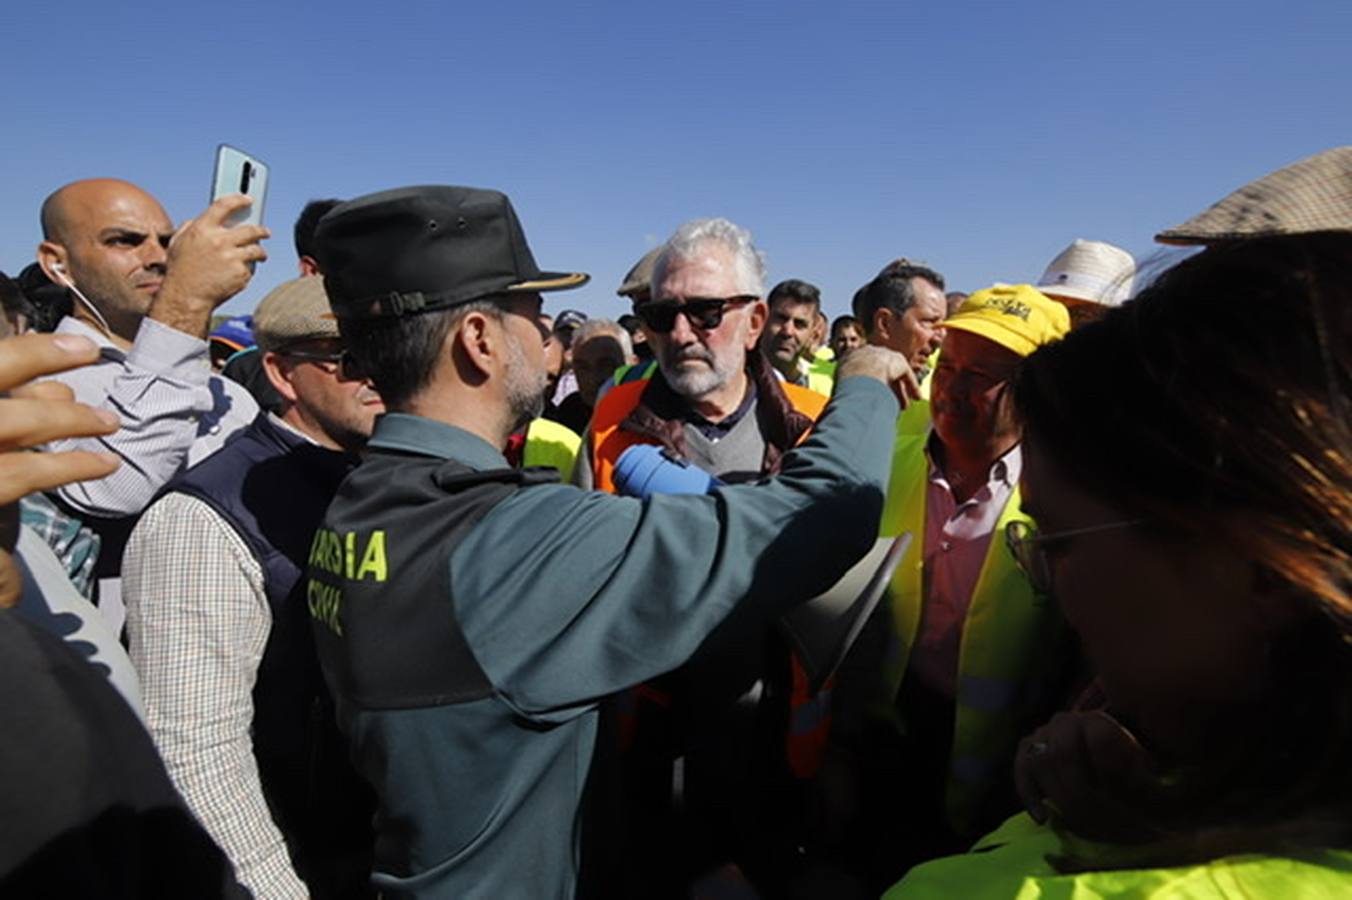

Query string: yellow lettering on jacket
307 578 343 635
308 528 389 583
356 530 387 582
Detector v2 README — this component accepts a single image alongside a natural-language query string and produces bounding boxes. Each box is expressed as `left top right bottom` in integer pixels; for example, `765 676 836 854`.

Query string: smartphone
211 144 269 228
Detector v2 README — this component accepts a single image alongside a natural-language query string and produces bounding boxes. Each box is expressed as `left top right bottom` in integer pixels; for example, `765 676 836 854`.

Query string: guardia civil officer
305 185 920 899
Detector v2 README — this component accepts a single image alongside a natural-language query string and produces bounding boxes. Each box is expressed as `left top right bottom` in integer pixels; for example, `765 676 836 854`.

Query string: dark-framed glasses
338 350 366 382
277 347 344 373
1005 518 1146 595
635 295 758 333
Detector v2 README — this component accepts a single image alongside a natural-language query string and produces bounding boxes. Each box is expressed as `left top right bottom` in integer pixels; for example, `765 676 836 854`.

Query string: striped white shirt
45 316 258 517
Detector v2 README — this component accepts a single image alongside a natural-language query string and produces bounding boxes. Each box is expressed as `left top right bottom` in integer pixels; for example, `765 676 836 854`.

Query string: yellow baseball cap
943 284 1070 357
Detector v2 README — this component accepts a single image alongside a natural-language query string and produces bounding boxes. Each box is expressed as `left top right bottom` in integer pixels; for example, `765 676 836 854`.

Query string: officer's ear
450 308 497 383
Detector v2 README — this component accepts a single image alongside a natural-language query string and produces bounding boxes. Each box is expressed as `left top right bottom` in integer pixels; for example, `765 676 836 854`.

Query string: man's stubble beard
503 330 547 433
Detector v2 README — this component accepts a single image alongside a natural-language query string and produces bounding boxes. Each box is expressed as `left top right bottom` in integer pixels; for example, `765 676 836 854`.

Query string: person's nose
142 238 169 275
667 307 699 344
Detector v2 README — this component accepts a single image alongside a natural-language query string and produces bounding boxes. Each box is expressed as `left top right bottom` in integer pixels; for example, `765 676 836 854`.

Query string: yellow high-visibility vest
878 426 1066 834
522 418 581 482
886 812 1352 898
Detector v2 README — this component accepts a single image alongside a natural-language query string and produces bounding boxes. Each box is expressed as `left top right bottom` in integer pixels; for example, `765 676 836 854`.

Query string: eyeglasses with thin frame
1005 518 1147 595
635 295 758 333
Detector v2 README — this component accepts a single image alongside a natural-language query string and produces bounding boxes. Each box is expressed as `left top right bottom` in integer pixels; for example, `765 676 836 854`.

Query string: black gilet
166 413 375 898
307 446 557 711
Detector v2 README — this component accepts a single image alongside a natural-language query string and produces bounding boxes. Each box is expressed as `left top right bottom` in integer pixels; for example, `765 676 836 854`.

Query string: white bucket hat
1035 239 1136 306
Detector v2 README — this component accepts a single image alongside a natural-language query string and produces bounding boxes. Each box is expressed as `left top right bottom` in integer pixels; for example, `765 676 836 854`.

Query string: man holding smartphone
33 179 269 594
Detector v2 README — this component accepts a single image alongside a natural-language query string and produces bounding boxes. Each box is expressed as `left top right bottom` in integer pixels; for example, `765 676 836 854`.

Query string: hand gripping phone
211 144 269 228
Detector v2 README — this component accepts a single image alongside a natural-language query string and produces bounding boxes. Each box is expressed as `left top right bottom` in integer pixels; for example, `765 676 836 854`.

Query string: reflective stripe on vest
878 428 1064 834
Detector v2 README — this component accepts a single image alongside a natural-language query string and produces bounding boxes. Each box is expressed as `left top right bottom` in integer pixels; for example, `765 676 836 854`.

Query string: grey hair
649 218 768 299
572 317 633 358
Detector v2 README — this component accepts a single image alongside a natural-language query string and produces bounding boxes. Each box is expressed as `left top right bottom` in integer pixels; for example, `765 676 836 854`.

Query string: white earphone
50 261 114 336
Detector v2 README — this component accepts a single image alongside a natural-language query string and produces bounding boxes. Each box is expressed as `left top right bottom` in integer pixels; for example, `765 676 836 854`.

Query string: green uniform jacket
313 376 900 899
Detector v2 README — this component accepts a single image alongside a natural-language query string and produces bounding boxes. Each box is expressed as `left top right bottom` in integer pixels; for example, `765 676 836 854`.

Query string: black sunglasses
338 350 366 382
635 295 757 333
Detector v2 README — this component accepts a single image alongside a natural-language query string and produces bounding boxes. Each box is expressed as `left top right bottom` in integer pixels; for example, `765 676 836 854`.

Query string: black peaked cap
315 185 588 320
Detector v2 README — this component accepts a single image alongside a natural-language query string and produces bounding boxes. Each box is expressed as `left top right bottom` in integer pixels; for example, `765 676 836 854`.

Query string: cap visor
508 271 590 293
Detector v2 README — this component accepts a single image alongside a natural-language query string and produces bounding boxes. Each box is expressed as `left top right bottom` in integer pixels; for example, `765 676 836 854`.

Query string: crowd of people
0 145 1348 899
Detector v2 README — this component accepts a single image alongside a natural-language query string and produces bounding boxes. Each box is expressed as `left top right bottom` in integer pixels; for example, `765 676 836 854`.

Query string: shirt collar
56 315 123 358
267 412 320 447
926 435 1023 492
990 443 1022 489
367 412 509 471
684 378 758 440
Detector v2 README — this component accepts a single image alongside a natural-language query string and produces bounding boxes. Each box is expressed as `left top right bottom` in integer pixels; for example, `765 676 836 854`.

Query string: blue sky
3 0 1349 321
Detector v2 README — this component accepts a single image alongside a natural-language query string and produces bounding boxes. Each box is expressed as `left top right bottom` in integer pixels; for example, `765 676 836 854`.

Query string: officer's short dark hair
295 199 344 262
339 300 502 410
852 260 945 337
766 279 821 313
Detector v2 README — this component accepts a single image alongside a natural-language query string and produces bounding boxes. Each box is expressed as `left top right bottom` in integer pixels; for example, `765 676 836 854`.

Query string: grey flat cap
617 245 664 301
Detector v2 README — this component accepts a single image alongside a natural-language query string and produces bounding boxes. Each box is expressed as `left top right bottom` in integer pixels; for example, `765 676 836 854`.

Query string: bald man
34 179 267 529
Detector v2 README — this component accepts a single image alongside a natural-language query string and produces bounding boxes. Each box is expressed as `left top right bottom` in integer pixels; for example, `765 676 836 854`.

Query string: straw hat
1156 146 1352 245
1035 239 1136 306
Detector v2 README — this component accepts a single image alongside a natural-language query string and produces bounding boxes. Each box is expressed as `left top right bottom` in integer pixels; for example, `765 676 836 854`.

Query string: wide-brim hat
1156 146 1352 245
944 284 1070 358
1035 239 1136 306
315 185 588 320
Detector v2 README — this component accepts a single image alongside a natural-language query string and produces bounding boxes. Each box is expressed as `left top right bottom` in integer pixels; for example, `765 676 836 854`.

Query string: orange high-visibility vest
589 378 828 491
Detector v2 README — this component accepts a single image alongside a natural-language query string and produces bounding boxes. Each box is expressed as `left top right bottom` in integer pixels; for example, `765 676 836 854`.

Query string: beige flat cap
254 277 340 351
